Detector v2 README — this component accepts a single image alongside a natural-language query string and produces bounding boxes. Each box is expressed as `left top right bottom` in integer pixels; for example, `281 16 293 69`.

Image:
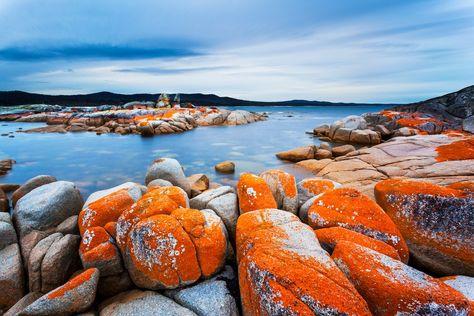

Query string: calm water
0 105 385 197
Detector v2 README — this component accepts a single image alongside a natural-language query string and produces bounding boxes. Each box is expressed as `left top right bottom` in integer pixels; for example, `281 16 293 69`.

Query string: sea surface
0 105 385 197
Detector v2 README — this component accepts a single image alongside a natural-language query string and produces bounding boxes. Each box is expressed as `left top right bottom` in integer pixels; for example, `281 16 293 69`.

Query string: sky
0 0 473 103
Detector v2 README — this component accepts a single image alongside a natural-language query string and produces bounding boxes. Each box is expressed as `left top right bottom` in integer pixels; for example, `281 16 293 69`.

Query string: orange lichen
47 268 96 299
435 137 474 161
128 214 201 288
237 173 277 213
315 227 400 260
171 208 227 277
307 188 409 262
332 241 470 315
104 221 117 238
80 227 117 262
301 179 336 195
380 110 401 119
78 189 135 235
446 181 474 195
236 209 371 316
396 116 443 129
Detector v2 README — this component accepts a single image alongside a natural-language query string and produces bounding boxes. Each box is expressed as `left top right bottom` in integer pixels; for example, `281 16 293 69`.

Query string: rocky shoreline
0 155 472 315
0 102 266 136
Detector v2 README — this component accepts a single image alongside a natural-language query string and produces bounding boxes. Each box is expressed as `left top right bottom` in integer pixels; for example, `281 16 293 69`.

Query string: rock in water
145 158 191 196
375 179 474 275
332 241 470 315
260 169 298 214
236 173 277 213
275 145 317 162
236 209 371 315
214 161 235 174
19 268 99 315
307 188 409 262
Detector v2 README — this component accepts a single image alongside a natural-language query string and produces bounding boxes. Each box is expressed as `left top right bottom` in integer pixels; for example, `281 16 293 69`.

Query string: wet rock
13 181 83 262
0 244 25 312
296 178 340 207
260 169 298 214
307 188 409 262
99 290 196 316
19 268 100 315
145 158 191 195
375 179 474 275
123 208 228 290
214 161 235 174
0 159 14 176
237 209 371 315
275 145 317 162
331 144 356 157
315 227 400 260
12 175 57 207
0 183 20 193
80 227 123 277
190 186 238 236
4 292 42 316
332 241 470 315
236 173 277 213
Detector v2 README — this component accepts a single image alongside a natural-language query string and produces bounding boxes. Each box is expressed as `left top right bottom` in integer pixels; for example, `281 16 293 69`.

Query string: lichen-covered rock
189 186 238 236
19 268 100 316
11 175 57 207
296 178 340 207
145 158 191 195
123 208 228 290
80 227 123 276
99 290 196 316
440 275 474 308
307 188 409 262
236 173 277 213
237 209 371 316
0 244 24 312
79 183 144 235
375 179 474 275
275 145 317 162
315 227 400 260
332 241 470 315
260 169 298 214
13 181 83 262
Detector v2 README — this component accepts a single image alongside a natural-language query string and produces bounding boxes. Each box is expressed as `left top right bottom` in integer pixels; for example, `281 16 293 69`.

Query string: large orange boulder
307 188 409 262
296 178 340 207
332 241 470 315
236 209 371 316
123 208 228 289
315 227 400 260
259 169 298 213
375 179 474 275
236 173 277 213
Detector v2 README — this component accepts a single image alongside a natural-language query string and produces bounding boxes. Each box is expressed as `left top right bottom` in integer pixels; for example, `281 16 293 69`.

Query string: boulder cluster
0 157 472 315
0 104 265 136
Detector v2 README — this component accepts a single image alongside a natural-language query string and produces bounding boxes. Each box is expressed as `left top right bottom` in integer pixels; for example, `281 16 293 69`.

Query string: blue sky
0 0 473 103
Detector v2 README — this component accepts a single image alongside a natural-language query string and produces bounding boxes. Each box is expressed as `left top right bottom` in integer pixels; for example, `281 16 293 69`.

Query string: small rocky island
0 93 266 136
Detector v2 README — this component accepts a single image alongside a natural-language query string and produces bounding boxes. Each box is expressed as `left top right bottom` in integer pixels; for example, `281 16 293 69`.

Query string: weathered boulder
187 174 209 196
440 275 474 307
332 127 352 143
189 186 239 236
0 213 17 250
259 169 298 214
0 159 14 176
275 145 317 162
393 126 418 137
236 209 371 315
331 144 356 157
314 148 332 159
296 178 340 207
19 268 100 315
463 116 474 133
375 179 474 275
147 179 173 190
4 292 42 316
349 129 381 145
307 188 409 262
214 161 235 174
12 175 57 207
0 244 24 312
100 290 196 316
315 227 400 260
332 241 470 315
236 173 277 213
313 124 329 136
122 207 228 289
97 271 133 298
145 158 191 195
295 158 332 174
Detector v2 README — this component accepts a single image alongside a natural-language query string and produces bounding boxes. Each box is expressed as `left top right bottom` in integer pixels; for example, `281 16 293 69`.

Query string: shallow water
0 105 385 197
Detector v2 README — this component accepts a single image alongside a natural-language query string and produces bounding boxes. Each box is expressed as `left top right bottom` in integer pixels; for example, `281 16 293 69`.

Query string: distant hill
0 91 390 107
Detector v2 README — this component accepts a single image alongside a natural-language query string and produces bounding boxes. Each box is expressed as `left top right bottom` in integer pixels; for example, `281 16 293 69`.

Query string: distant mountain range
0 91 391 107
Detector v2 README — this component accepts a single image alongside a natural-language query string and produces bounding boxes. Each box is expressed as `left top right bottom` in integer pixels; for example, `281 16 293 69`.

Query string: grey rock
12 175 57 207
4 292 42 316
145 158 191 195
0 213 18 250
442 275 474 301
100 290 196 316
28 233 63 292
56 215 79 235
0 244 25 311
97 271 133 298
462 116 474 133
189 186 234 210
147 179 173 190
298 196 318 223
